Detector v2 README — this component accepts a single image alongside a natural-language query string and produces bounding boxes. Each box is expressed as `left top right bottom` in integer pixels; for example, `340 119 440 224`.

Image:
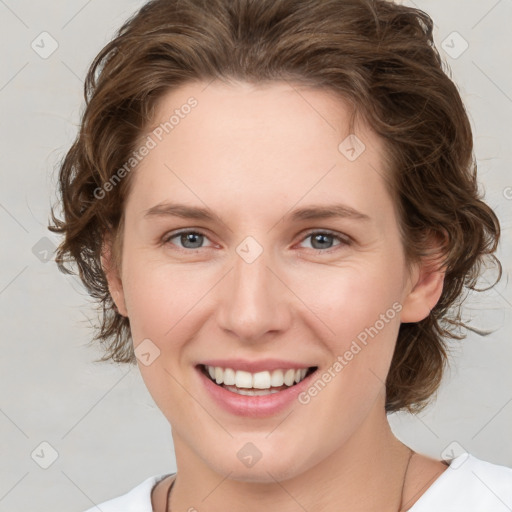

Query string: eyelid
162 227 352 252
162 228 215 249
295 228 352 252
298 228 351 243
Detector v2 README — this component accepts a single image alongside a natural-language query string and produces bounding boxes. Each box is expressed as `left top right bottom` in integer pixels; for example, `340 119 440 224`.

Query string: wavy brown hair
49 0 501 413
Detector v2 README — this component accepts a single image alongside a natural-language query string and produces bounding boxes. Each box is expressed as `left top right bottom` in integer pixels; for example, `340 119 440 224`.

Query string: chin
219 464 302 484
205 443 311 484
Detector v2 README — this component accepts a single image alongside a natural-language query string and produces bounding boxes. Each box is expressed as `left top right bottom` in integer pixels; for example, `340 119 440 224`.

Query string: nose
216 246 292 343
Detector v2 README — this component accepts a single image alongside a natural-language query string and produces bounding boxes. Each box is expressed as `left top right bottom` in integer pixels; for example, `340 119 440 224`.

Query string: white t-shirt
83 452 512 512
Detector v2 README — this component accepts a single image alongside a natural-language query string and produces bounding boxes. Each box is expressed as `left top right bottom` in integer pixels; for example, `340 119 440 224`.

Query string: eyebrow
142 202 371 223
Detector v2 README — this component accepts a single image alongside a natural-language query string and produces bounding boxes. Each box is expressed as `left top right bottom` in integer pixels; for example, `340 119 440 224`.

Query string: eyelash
161 229 351 254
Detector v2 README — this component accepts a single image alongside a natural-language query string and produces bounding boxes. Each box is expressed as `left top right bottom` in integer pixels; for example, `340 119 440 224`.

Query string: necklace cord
165 475 175 512
399 447 415 512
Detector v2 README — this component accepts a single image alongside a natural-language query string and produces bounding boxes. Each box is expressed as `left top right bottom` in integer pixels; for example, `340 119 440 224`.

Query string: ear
400 251 446 324
101 234 128 317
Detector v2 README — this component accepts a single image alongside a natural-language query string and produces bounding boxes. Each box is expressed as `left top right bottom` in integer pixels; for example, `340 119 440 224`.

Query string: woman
49 0 512 510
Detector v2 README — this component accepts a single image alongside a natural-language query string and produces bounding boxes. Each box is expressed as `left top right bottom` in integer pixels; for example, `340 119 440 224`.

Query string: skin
103 80 448 512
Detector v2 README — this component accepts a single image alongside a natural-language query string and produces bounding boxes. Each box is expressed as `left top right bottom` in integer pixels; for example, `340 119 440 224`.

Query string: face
105 80 442 482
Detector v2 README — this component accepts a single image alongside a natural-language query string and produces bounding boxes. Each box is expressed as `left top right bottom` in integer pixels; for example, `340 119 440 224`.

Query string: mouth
197 364 318 396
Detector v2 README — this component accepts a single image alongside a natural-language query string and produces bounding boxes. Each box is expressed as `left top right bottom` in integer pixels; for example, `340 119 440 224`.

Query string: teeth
223 385 282 396
223 367 236 385
284 369 295 386
253 371 271 389
270 370 284 387
204 365 310 389
235 370 253 388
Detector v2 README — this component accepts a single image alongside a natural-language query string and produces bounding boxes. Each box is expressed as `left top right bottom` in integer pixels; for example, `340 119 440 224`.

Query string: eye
162 229 350 253
163 230 214 251
297 230 350 252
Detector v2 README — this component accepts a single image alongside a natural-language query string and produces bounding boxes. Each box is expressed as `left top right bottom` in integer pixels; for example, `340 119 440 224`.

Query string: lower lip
196 366 317 418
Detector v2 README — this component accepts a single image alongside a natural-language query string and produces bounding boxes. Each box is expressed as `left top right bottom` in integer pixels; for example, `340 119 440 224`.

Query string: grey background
0 1 511 511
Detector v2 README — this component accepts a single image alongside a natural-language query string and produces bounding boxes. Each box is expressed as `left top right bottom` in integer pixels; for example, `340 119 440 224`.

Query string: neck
167 396 412 512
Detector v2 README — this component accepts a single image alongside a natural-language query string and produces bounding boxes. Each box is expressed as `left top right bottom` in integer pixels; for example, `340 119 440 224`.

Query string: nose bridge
217 240 289 341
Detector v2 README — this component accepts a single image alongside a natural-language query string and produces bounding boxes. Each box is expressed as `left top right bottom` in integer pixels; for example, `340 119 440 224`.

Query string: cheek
298 272 403 411
291 262 404 406
290 260 404 340
125 265 208 342
123 260 210 409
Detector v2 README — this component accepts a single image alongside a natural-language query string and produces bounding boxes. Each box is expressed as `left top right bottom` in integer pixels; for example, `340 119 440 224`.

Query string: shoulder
411 452 512 512
81 473 173 512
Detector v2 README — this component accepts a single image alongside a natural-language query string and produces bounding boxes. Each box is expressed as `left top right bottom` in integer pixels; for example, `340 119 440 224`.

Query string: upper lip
198 358 317 373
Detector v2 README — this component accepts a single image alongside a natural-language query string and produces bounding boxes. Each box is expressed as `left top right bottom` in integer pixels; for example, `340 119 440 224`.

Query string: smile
199 364 318 396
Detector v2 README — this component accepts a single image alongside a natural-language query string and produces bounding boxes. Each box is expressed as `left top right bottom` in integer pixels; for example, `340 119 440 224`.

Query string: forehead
149 79 360 146
126 80 395 229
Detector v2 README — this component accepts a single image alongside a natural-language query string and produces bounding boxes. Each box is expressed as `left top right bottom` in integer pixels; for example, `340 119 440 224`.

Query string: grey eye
300 232 344 251
178 232 204 249
165 230 212 250
309 233 336 250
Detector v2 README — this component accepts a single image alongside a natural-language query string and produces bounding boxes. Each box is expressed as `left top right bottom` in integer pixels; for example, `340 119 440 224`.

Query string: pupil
312 233 332 249
182 233 203 249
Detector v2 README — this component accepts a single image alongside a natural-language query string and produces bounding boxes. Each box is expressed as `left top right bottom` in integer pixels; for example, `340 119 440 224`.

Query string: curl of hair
49 0 501 413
